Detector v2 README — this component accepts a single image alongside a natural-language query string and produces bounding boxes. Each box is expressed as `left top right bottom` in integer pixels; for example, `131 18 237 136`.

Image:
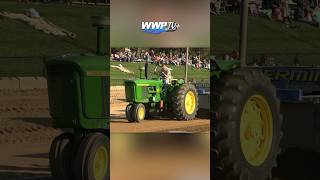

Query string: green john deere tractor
211 2 282 180
124 58 199 122
46 16 109 180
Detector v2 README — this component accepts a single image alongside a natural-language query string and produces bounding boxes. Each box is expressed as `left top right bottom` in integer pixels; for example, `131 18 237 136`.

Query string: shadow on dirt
16 153 48 159
273 148 320 180
13 117 53 127
110 113 208 123
0 165 51 180
110 114 126 121
109 113 181 122
0 165 49 172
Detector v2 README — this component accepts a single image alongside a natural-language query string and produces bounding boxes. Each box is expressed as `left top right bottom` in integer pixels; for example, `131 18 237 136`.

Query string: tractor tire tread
171 83 199 120
212 68 282 180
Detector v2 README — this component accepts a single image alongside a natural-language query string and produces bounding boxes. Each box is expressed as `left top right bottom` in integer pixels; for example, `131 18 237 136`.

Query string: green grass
0 1 109 56
0 57 44 77
2 9 320 77
211 14 320 65
110 62 210 86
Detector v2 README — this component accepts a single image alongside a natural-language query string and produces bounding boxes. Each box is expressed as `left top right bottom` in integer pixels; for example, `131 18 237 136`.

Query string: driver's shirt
160 67 170 84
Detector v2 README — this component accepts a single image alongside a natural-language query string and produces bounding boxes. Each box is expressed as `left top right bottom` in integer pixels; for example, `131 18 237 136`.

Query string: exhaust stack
91 16 109 55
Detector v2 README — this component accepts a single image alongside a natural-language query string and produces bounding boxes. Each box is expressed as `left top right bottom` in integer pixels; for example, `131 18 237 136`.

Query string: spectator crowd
111 48 210 70
211 0 320 27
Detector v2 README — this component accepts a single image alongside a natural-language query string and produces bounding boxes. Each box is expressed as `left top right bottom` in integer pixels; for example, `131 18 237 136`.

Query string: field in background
0 1 109 56
1 9 320 77
211 14 320 65
110 62 210 86
0 57 44 77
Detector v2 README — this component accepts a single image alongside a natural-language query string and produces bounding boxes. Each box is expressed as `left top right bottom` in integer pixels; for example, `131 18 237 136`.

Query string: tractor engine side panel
124 81 135 102
47 64 78 128
125 80 162 103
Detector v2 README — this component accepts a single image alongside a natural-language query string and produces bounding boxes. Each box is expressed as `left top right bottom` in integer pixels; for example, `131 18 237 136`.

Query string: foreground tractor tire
125 104 135 122
212 69 282 180
74 133 109 180
172 83 198 120
49 133 75 180
132 103 146 122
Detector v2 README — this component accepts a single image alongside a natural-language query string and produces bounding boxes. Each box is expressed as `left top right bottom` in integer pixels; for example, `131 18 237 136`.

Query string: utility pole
185 47 189 82
239 0 248 67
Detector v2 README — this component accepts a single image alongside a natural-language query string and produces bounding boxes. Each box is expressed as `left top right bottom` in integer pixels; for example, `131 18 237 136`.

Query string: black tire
144 110 151 120
212 69 282 180
74 133 109 180
125 104 134 122
132 103 146 122
172 83 199 120
49 133 75 180
144 105 152 120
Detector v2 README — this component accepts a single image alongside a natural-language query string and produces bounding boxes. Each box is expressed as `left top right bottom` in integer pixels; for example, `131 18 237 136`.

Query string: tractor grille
124 81 135 101
141 86 148 99
46 65 77 119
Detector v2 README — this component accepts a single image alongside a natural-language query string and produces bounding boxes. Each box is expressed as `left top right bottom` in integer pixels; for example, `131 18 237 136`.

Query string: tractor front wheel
49 133 75 180
172 84 198 120
132 103 146 122
74 133 109 180
125 104 135 122
212 69 282 180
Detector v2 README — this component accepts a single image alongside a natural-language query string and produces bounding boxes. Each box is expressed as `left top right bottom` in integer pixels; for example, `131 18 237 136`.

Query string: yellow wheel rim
138 106 145 120
240 94 273 166
185 91 196 115
93 146 108 180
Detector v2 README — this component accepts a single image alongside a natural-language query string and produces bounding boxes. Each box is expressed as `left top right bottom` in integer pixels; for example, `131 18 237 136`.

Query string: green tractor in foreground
46 16 109 180
212 62 282 180
211 2 282 179
124 61 199 122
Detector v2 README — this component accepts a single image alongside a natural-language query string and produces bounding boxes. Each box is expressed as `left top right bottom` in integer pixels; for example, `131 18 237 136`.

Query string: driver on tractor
155 64 173 93
155 64 173 84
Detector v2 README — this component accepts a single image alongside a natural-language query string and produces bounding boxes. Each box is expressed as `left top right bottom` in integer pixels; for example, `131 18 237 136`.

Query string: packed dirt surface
0 89 58 180
0 142 52 180
0 89 59 144
110 86 210 133
111 102 210 133
0 89 319 179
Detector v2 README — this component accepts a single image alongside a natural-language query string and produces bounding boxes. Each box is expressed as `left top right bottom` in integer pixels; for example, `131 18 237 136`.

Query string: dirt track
0 88 209 179
0 89 319 179
0 89 58 180
111 102 210 133
110 86 210 133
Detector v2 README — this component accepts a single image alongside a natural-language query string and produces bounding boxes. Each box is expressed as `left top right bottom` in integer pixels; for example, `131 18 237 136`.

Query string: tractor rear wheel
212 69 282 180
132 103 146 122
49 133 75 180
125 104 134 122
172 83 198 120
74 133 109 180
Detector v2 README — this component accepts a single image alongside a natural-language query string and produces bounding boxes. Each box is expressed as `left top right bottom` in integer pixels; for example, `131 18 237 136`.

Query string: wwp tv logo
141 21 180 34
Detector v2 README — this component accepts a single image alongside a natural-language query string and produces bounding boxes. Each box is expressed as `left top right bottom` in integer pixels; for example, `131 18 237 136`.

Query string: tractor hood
46 54 108 77
124 79 163 103
125 79 163 86
215 59 239 71
211 59 240 79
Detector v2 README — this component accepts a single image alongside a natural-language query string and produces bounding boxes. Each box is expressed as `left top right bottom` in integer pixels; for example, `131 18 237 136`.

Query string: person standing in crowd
144 51 150 63
281 0 291 24
295 0 305 20
312 5 320 27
